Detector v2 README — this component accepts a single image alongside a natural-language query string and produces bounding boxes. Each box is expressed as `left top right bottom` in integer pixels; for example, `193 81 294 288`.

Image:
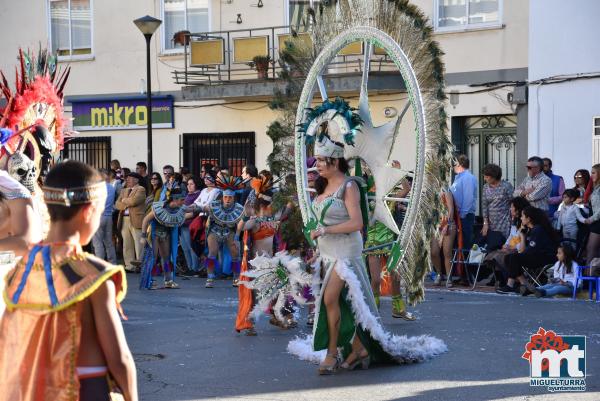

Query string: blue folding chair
572 266 600 301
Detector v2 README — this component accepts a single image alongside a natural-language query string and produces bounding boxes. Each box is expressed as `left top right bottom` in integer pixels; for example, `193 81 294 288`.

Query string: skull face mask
8 151 37 193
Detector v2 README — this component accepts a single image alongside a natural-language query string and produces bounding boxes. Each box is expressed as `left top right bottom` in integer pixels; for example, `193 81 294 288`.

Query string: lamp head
134 15 162 36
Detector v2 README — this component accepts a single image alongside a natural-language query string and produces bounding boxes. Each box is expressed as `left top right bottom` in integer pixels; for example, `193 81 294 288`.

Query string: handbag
468 245 485 264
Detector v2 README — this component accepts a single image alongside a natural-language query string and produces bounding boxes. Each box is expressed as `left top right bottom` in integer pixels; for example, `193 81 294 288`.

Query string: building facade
0 0 530 199
528 0 600 188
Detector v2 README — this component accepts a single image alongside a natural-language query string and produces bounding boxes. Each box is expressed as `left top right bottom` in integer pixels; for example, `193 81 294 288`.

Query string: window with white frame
162 0 209 52
435 0 502 31
49 0 92 57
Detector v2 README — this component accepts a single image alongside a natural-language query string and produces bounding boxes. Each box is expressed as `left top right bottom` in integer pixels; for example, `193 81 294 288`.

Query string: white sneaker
433 274 442 286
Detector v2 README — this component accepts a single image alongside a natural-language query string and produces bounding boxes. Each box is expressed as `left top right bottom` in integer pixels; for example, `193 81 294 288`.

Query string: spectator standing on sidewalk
543 158 565 218
145 172 163 213
108 169 123 199
554 189 586 241
136 161 150 193
159 165 177 201
110 159 123 182
92 169 117 264
116 172 147 272
450 154 478 250
514 156 552 211
238 164 259 206
573 169 590 203
481 163 513 242
583 164 600 264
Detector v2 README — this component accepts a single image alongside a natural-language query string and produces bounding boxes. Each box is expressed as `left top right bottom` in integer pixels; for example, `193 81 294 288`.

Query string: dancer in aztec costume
140 188 187 289
236 174 295 335
203 174 245 288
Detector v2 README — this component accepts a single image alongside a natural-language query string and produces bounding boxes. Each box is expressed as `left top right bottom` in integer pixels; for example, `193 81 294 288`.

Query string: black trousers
79 376 110 401
507 251 556 280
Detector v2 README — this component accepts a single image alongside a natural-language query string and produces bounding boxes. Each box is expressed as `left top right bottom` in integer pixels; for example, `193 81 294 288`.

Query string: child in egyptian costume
202 174 245 288
0 160 136 401
140 187 187 290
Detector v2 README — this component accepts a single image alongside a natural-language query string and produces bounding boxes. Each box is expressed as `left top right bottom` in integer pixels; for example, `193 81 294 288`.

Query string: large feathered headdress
215 174 245 196
0 47 70 186
294 0 453 305
250 175 275 202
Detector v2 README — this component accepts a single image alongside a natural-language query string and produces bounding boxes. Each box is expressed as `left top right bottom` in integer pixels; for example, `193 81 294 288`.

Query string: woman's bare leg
157 238 171 281
442 229 456 276
368 255 382 308
430 238 443 275
586 232 600 265
322 265 345 365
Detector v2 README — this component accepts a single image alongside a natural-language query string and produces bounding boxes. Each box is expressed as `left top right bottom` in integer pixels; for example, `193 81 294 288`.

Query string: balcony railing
172 25 397 86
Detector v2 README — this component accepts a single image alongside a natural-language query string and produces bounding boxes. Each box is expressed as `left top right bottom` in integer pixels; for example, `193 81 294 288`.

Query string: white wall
414 0 528 74
528 0 600 186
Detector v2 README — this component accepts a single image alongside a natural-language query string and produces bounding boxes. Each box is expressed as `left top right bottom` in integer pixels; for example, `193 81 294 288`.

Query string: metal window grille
454 115 517 215
182 132 255 177
60 136 111 170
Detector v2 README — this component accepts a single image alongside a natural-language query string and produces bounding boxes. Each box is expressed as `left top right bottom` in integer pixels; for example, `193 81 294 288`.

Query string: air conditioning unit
507 85 528 105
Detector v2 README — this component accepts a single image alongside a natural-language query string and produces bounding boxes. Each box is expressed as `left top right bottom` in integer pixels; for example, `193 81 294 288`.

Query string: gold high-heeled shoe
340 349 370 371
318 352 339 375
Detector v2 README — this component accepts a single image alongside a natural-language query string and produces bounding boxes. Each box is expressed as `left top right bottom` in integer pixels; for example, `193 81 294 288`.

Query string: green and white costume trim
287 177 446 364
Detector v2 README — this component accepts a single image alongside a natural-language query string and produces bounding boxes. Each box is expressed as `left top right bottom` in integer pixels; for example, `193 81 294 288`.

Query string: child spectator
554 188 586 241
533 245 580 298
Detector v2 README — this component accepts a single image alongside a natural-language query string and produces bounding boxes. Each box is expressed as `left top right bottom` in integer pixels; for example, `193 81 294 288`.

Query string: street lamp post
133 15 162 173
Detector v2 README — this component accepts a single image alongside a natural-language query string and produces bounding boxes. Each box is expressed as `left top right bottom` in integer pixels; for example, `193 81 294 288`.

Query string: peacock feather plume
304 0 453 305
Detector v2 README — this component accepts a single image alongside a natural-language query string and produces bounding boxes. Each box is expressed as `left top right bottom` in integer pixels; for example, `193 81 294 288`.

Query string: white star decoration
343 42 406 234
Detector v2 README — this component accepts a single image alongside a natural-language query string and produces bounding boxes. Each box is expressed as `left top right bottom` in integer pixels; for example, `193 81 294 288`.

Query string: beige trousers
121 215 142 270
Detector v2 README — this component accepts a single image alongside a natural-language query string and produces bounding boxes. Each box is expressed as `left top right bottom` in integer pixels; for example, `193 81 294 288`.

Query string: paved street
123 274 600 401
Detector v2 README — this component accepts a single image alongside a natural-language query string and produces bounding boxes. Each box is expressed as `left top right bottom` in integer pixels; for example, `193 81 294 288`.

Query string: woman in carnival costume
201 174 245 288
140 187 186 289
289 113 446 375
